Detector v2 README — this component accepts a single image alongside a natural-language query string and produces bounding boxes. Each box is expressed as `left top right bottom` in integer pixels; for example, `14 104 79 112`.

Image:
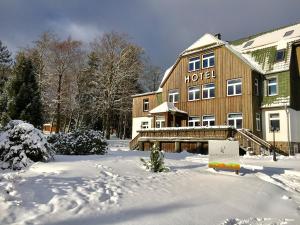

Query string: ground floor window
188 116 201 127
141 121 149 129
202 115 215 126
256 113 261 131
156 116 165 128
269 113 280 131
228 113 243 129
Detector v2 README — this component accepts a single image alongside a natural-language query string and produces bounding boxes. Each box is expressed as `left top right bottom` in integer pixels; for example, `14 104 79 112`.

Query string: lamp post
271 126 279 161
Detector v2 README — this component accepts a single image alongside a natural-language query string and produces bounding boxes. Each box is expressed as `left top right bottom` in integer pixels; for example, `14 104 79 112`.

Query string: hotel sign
185 70 216 83
208 140 240 172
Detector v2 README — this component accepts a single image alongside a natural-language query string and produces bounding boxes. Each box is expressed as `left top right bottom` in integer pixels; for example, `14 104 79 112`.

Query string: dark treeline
0 31 162 139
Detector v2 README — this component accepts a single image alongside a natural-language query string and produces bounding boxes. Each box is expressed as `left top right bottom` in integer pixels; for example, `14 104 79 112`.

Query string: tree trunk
55 74 62 133
105 111 111 140
66 110 74 133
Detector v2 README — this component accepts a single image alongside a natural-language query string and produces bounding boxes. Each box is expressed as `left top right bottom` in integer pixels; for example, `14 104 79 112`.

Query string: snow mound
220 218 294 225
0 120 54 170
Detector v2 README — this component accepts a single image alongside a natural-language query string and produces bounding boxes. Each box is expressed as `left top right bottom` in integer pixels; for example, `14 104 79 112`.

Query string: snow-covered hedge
48 130 107 155
0 120 54 170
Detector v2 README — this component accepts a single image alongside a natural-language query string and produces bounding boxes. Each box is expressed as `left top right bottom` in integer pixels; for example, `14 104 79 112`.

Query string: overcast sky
1 0 300 70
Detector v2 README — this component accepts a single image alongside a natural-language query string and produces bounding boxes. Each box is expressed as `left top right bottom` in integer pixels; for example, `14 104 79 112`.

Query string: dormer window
243 40 254 48
188 57 200 72
202 53 215 68
283 30 294 37
275 49 285 62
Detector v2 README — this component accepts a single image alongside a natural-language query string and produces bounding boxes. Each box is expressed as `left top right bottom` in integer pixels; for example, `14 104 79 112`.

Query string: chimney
215 33 221 40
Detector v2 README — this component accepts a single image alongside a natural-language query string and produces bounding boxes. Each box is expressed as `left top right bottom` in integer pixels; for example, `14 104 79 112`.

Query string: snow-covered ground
1 139 300 225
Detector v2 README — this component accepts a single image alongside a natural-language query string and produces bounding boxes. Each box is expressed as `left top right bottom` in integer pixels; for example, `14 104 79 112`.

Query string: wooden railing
234 130 264 154
129 133 141 150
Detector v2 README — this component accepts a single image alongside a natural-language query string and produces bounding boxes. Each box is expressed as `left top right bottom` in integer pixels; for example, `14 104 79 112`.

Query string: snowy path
1 141 300 225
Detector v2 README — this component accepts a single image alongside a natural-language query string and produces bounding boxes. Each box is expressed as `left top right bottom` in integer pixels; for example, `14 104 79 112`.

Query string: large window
188 86 200 101
267 78 278 96
168 89 179 103
143 99 149 111
269 113 280 131
256 113 261 131
141 121 149 129
228 113 243 129
202 53 215 68
202 83 215 99
227 79 242 96
188 57 200 72
156 116 165 128
254 79 259 96
202 115 215 127
188 116 201 127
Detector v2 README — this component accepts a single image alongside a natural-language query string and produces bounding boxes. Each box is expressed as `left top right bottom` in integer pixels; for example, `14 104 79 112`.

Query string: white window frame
141 121 149 129
227 78 242 96
269 113 280 132
202 115 215 127
227 113 243 129
267 77 278 96
254 79 259 96
256 113 261 131
188 86 200 101
155 117 165 128
143 99 149 111
168 89 179 103
202 83 215 99
202 52 215 69
188 116 201 127
188 57 200 72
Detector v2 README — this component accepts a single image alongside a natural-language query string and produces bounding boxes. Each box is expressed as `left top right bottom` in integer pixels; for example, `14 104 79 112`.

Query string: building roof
149 102 187 114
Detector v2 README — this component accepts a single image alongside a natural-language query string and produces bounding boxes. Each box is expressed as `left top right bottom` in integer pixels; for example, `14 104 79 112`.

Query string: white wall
132 117 153 139
262 108 300 142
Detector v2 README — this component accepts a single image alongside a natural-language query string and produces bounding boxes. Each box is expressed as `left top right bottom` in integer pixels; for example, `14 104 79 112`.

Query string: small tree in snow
140 143 169 172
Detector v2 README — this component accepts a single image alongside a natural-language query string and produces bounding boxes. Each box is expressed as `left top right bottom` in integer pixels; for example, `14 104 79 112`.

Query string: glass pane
195 61 200 70
276 50 285 61
175 94 179 102
210 89 215 97
203 90 208 98
228 119 234 126
210 57 215 67
228 113 242 118
203 53 214 58
168 95 172 102
236 119 243 129
268 85 277 95
228 79 241 85
270 120 280 130
210 121 215 126
268 78 276 84
236 84 242 94
195 91 200 99
228 86 234 95
270 113 279 119
161 122 165 128
195 121 201 126
189 63 194 71
188 92 193 101
203 59 208 68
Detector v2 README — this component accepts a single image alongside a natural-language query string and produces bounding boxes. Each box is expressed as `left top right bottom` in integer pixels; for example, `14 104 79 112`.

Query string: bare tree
140 64 162 92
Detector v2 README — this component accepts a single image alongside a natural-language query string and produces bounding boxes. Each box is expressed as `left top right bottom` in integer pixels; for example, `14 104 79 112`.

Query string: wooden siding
160 46 255 130
132 93 157 117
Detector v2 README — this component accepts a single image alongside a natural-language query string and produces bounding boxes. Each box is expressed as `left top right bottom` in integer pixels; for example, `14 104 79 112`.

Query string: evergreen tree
7 53 43 128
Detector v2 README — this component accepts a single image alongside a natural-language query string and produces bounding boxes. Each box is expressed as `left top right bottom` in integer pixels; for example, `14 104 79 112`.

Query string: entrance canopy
149 102 187 115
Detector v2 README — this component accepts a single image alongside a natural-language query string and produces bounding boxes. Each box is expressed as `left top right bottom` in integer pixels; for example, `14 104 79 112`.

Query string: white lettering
212 70 216 78
192 74 199 82
205 71 210 79
185 76 190 83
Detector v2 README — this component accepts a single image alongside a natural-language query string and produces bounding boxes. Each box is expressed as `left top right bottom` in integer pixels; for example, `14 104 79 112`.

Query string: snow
149 101 187 114
1 139 300 225
185 33 225 52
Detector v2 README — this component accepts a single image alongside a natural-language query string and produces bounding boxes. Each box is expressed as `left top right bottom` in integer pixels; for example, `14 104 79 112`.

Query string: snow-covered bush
48 130 107 155
140 143 169 172
0 120 54 170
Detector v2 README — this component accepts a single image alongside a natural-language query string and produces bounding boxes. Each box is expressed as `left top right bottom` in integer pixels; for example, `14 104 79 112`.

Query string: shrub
0 120 54 170
48 130 107 155
140 143 169 172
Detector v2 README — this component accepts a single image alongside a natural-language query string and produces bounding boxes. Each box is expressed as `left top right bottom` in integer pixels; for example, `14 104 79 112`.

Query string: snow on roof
159 66 173 89
232 23 300 52
149 102 187 114
185 33 225 52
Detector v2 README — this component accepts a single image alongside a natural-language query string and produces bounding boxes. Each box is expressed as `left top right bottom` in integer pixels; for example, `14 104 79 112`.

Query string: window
188 116 201 127
254 79 259 96
156 116 165 128
283 30 294 37
243 40 254 48
202 115 215 127
188 86 200 101
269 113 280 131
275 49 285 62
143 99 149 111
168 89 179 103
188 57 200 72
202 53 215 68
227 79 242 96
228 113 243 129
267 78 278 96
256 113 261 131
202 83 215 99
141 121 149 129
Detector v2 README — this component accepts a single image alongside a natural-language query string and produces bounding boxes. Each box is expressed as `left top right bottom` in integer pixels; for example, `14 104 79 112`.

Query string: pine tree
7 53 43 128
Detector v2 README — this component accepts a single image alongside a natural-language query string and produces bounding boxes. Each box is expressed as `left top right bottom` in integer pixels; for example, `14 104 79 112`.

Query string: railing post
175 141 181 153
